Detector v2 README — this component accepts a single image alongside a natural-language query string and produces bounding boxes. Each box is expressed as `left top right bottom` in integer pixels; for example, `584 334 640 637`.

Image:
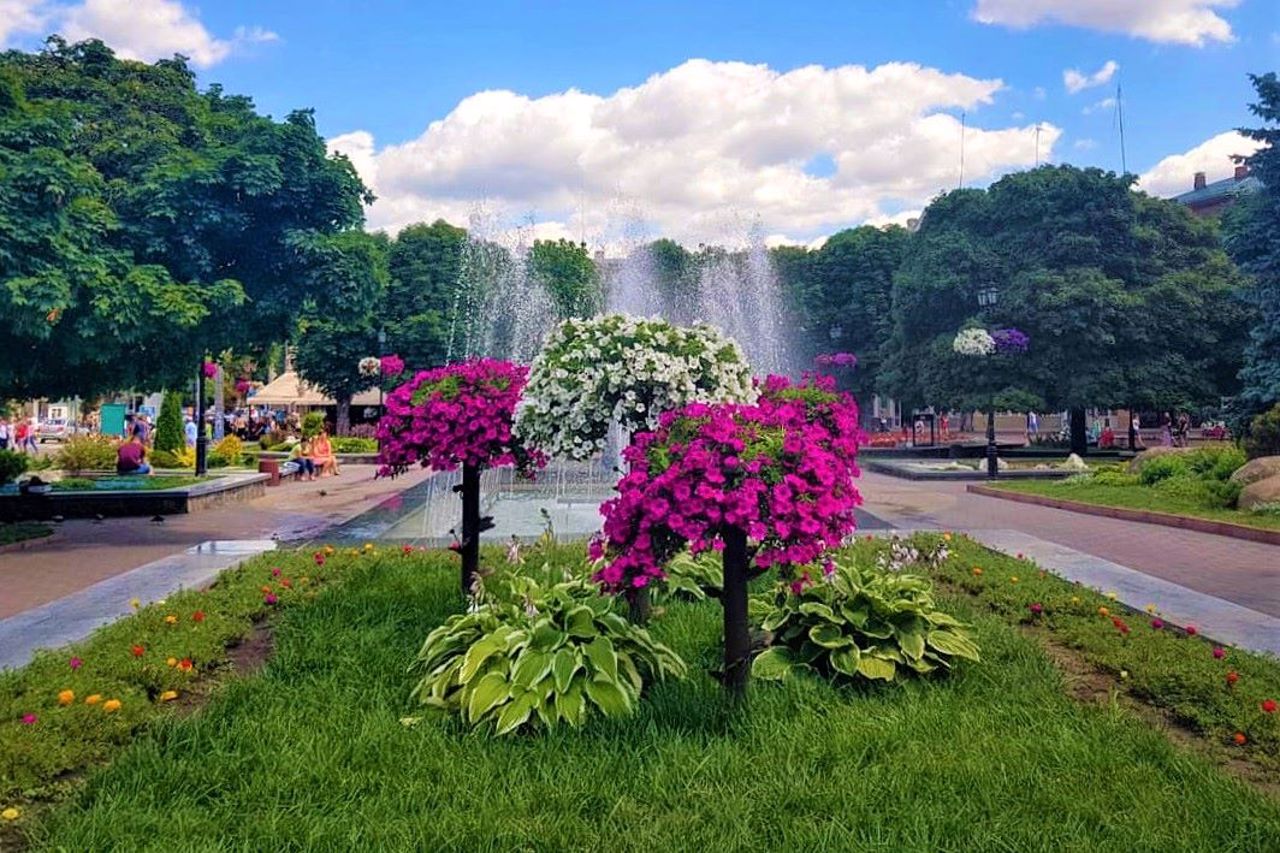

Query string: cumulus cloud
1063 60 1118 94
1136 131 1262 197
330 59 1061 246
973 0 1238 46
1082 97 1117 116
1 0 276 67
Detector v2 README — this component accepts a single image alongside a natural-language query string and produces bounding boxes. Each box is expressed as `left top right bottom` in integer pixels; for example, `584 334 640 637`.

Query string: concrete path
858 471 1280 618
0 465 434 619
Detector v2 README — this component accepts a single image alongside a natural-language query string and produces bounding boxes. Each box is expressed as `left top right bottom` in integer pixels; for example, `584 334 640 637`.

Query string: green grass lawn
50 475 212 492
989 478 1280 531
0 523 53 546
17 543 1280 851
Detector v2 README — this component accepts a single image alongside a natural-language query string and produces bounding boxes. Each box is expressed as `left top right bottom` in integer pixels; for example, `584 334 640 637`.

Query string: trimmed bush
0 449 29 484
151 448 195 469
212 435 243 466
330 437 377 453
55 435 117 474
154 391 185 454
301 412 325 438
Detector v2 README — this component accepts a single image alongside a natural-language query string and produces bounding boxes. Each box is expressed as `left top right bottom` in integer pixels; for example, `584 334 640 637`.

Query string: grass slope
0 523 52 547
27 549 1280 851
989 479 1280 531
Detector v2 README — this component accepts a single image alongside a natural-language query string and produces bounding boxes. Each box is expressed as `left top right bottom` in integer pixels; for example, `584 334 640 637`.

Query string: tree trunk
626 587 652 625
721 525 750 700
460 462 481 600
336 396 351 436
1069 407 1088 456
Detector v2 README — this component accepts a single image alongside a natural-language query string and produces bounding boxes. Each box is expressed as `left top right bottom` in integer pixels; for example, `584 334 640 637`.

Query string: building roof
250 371 382 407
1173 174 1262 208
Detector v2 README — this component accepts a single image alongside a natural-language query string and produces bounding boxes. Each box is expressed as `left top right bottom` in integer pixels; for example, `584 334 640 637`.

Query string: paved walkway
0 465 434 619
858 471 1280 618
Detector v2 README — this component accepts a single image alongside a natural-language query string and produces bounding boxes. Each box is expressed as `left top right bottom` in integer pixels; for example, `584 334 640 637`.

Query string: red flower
130 645 145 658
1185 625 1197 636
177 658 193 672
280 578 292 589
271 567 281 577
1150 618 1164 630
448 542 462 553
1213 647 1225 659
1029 603 1043 616
192 611 205 623
314 553 326 566
402 545 414 555
1262 699 1277 714
21 713 37 725
1111 617 1130 635
1233 732 1247 746
1226 671 1239 685
264 592 278 605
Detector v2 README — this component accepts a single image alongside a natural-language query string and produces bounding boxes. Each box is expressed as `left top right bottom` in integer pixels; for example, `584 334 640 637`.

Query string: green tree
1223 72 1280 426
154 390 185 454
292 231 388 434
385 220 467 372
647 238 697 319
530 239 600 318
881 166 1251 452
0 38 371 399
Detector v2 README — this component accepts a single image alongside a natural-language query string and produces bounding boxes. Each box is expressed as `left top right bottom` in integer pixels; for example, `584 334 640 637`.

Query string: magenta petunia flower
21 714 36 725
1213 647 1225 659
1151 618 1164 630
1029 603 1043 616
264 593 278 605
68 657 82 670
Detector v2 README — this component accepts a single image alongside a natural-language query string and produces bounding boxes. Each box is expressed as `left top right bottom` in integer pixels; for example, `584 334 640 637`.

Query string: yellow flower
1098 606 1110 617
166 657 177 667
1009 576 1019 584
1119 670 1129 680
363 542 374 551
971 567 983 577
103 699 121 713
942 533 952 542
2 807 19 821
164 614 178 625
1144 603 1157 614
1071 596 1081 605
129 597 141 610
158 690 179 703
1105 591 1118 600
84 694 102 705
57 689 75 706
324 545 335 555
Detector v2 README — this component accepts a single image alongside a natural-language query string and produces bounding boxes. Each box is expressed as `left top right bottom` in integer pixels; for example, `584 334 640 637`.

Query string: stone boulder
1238 474 1280 512
1230 456 1280 487
1126 446 1198 474
1059 453 1089 472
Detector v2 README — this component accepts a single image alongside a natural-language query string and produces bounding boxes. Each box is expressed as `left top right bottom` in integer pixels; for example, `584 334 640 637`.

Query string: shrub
1092 470 1140 487
0 450 29 485
1245 404 1280 460
259 429 288 450
213 435 243 466
301 412 325 438
154 391 185 454
1139 454 1189 485
1204 479 1243 509
330 436 377 453
1185 445 1246 481
751 556 979 683
151 447 195 469
659 550 724 601
55 435 117 474
409 577 686 735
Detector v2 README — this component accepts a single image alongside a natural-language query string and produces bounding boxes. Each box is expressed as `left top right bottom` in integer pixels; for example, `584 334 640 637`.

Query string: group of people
283 430 339 481
0 417 39 454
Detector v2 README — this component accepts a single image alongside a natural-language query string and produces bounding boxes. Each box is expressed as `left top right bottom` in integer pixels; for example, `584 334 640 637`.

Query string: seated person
1099 426 1115 448
311 429 339 476
116 434 152 475
284 439 317 481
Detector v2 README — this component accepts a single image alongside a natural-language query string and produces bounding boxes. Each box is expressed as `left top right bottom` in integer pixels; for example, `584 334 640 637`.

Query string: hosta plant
751 557 979 683
658 550 724 602
409 578 686 735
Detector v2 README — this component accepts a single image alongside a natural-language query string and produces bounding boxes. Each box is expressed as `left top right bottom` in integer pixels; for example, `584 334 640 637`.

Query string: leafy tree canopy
384 220 467 373
0 37 371 399
530 238 601 318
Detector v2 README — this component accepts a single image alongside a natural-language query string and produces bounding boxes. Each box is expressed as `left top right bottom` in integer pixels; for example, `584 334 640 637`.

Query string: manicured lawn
988 478 1280 531
0 523 52 547
12 542 1280 851
50 475 212 492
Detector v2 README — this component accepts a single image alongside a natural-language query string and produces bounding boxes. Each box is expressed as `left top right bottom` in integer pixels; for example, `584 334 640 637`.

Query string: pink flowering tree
594 375 862 696
378 358 545 597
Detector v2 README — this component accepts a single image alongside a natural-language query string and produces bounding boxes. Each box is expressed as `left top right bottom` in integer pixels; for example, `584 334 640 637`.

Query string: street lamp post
194 361 208 476
977 286 999 479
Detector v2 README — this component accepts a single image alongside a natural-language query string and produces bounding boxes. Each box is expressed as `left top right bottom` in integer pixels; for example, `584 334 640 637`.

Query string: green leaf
466 672 510 721
829 645 860 676
840 603 870 627
494 691 538 735
898 629 926 661
565 606 596 637
808 623 852 649
856 655 896 681
459 637 502 683
552 647 580 693
512 648 554 688
584 677 632 717
532 618 566 651
583 635 618 683
761 609 790 632
751 647 796 681
798 602 837 621
555 684 586 727
927 629 980 661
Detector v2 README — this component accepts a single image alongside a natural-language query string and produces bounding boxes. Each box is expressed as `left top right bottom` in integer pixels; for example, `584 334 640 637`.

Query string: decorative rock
1126 446 1198 474
1060 453 1089 472
1238 473 1280 511
1230 455 1280 486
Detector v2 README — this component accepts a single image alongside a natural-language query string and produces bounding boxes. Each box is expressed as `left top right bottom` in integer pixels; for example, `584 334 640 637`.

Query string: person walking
0 417 9 451
1160 412 1173 447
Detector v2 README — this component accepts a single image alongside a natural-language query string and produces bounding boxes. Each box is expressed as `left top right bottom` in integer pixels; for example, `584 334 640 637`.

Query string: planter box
0 474 269 522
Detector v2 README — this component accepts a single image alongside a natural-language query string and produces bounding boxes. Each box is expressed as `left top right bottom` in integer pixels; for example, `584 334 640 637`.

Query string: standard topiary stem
721 525 750 699
460 462 481 599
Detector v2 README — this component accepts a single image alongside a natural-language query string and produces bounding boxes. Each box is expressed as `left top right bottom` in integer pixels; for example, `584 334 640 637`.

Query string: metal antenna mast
1115 82 1128 174
959 111 966 188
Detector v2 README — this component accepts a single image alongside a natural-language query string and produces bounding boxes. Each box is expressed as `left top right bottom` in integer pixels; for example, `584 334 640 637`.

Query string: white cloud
1 0 276 67
331 59 1061 246
973 0 1238 46
1073 138 1098 150
1082 97 1117 115
1033 86 1047 100
1063 60 1118 94
1137 131 1262 197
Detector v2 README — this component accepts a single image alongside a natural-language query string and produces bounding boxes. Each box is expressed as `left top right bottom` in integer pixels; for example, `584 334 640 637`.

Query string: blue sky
3 0 1276 243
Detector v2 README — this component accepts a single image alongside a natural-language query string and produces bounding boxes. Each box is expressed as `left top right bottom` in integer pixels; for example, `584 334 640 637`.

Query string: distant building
1172 164 1261 218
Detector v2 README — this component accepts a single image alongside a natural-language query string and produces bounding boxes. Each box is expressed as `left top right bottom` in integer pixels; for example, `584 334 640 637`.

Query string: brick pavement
0 465 434 619
858 470 1280 618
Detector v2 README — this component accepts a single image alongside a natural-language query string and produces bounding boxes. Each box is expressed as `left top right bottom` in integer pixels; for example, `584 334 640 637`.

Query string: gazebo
250 372 382 410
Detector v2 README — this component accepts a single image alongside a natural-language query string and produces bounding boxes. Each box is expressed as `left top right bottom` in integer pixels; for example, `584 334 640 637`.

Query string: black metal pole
460 462 481 599
721 525 751 700
1128 404 1138 451
986 404 998 479
194 363 208 475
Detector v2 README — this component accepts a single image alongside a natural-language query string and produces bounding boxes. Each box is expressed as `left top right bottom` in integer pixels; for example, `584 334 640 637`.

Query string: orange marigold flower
131 645 145 658
164 615 178 625
102 699 121 713
84 694 102 705
1227 671 1239 685
1098 606 1109 617
1233 732 1247 746
972 567 983 576
166 657 177 667
192 611 205 623
177 658 193 672
159 690 179 702
57 690 75 706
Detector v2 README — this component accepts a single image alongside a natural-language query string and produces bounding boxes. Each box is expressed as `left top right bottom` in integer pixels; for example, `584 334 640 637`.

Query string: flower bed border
968 484 1280 546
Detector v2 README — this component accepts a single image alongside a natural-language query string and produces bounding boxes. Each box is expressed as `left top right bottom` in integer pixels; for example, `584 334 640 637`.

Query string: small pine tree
155 390 186 454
